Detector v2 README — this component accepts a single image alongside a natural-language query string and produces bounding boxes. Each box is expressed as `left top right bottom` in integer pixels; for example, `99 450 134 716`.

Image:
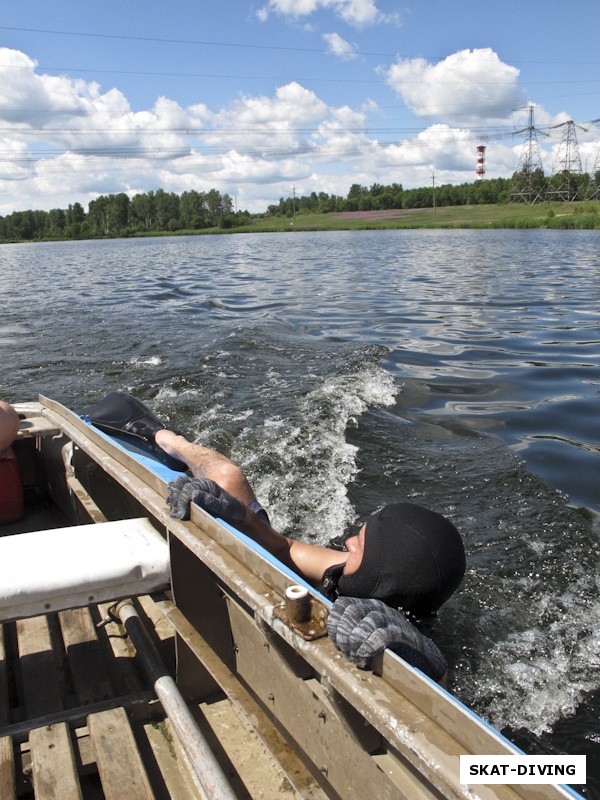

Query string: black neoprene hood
337 502 466 616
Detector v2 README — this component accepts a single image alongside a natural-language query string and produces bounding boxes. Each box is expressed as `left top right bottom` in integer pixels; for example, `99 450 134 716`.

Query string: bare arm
236 506 348 585
166 473 347 585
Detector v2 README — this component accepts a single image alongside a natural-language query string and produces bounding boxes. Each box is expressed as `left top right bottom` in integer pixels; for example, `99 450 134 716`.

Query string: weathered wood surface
0 735 15 800
59 607 114 706
89 707 154 800
17 615 64 719
0 597 160 798
30 722 83 800
14 407 61 440
1 593 297 799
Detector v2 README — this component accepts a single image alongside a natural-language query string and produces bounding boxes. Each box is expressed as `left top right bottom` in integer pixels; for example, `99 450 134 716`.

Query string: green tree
130 192 156 230
64 202 85 238
154 190 180 229
67 202 85 225
88 196 111 235
180 190 207 229
347 183 367 200
111 193 130 230
47 208 66 234
14 210 36 240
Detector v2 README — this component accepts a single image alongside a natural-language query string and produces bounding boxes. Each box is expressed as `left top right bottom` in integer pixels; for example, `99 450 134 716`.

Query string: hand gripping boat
0 396 585 800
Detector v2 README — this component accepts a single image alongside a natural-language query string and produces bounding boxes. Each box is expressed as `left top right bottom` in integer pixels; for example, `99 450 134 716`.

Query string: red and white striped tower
476 145 486 179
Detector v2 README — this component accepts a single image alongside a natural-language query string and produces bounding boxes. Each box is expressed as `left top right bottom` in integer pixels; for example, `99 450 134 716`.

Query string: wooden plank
16 616 63 719
230 601 429 800
136 594 176 649
95 601 144 696
0 626 9 725
59 608 113 706
0 735 15 800
30 722 82 800
143 719 204 800
66 475 108 524
88 707 154 800
40 398 169 502
0 691 156 744
17 418 61 439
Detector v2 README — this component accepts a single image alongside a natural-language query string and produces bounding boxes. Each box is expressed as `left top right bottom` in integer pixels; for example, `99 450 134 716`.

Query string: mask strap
320 562 345 601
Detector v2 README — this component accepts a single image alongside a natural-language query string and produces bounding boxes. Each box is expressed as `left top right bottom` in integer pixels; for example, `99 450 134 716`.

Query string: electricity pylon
585 118 600 200
547 119 587 201
510 106 547 203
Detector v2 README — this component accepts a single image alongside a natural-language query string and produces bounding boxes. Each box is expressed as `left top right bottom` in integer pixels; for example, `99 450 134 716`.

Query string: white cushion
0 518 169 622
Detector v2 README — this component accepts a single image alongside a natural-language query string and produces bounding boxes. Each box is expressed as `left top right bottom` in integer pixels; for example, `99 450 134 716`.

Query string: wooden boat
0 396 584 800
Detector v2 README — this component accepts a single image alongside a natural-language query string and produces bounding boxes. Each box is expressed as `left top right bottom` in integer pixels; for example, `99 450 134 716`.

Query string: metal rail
115 599 237 800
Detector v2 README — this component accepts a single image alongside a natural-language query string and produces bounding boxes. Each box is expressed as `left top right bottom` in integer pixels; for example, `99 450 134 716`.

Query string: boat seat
0 518 169 623
14 402 62 439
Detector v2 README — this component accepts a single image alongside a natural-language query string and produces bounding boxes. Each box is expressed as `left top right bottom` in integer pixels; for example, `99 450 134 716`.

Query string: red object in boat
0 447 24 523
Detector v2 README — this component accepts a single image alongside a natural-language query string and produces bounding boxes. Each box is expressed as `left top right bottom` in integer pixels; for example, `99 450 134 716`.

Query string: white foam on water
473 575 600 736
130 355 163 367
235 365 398 542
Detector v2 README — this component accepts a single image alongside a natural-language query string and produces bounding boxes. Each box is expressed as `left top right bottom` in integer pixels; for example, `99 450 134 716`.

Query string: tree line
269 170 599 217
2 170 599 242
0 188 251 242
267 178 511 216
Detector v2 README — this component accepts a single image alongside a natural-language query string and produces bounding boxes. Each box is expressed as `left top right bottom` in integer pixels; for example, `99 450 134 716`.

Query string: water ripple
1 231 599 795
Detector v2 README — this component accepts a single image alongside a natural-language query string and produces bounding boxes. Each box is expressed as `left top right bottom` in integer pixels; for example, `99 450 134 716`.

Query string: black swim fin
82 391 188 472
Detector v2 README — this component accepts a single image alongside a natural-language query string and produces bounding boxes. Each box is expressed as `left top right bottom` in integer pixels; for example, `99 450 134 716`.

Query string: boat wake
236 362 398 542
474 574 600 736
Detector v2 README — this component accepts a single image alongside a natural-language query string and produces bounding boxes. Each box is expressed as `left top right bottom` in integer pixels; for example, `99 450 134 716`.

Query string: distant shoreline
2 201 599 244
232 200 600 231
158 201 600 234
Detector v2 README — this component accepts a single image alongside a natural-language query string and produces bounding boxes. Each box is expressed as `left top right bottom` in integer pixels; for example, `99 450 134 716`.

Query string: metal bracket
273 584 329 640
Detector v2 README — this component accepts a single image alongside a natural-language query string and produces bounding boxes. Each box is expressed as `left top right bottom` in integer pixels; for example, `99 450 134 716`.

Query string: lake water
2 229 599 797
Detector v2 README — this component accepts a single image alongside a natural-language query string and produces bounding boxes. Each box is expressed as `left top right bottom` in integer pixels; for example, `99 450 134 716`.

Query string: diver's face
342 524 366 576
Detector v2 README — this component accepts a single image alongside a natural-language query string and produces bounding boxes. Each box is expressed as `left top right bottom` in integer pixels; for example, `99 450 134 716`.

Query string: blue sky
1 0 599 213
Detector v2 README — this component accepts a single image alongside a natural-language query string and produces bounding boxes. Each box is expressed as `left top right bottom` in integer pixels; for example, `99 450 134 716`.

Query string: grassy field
179 200 600 235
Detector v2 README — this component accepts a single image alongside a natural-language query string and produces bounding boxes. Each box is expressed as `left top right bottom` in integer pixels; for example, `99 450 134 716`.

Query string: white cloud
0 50 334 213
384 48 526 121
315 104 371 158
227 82 327 127
335 0 383 27
1 45 598 216
0 137 31 181
257 0 398 28
216 150 310 183
0 48 95 126
323 32 358 59
208 82 327 157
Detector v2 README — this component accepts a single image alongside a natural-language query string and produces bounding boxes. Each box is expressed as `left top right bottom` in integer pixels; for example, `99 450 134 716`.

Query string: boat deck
0 590 296 799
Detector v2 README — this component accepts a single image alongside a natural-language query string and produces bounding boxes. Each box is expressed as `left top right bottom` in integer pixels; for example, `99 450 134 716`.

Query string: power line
3 63 385 85
0 125 517 136
0 25 399 58
0 129 518 164
3 61 600 88
3 25 600 66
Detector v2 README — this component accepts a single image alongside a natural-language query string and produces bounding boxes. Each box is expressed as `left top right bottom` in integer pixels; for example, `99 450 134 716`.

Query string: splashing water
232 364 398 540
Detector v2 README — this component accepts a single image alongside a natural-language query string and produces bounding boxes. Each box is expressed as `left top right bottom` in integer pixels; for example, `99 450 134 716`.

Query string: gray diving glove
167 476 246 525
327 596 447 680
